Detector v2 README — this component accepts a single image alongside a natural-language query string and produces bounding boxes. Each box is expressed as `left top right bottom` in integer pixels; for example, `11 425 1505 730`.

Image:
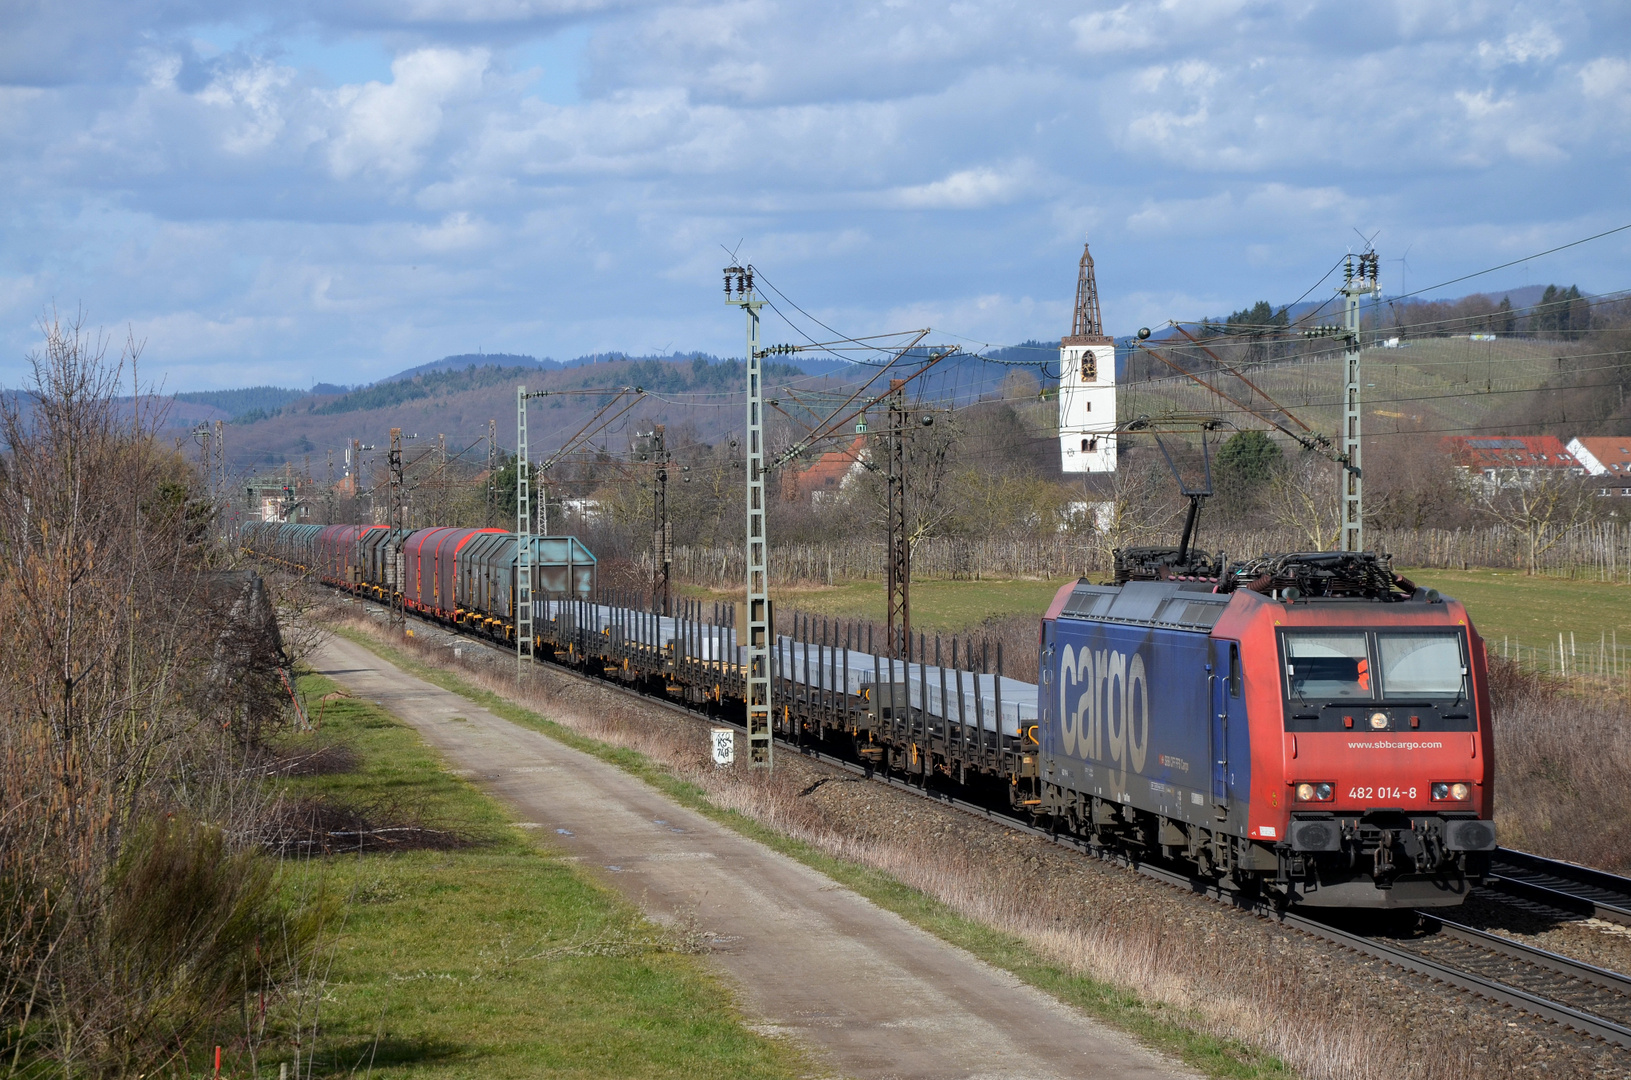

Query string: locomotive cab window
1283 633 1372 700
1281 629 1474 732
1377 633 1466 698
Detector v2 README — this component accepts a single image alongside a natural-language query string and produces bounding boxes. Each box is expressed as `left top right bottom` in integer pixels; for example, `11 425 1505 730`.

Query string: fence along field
661 523 1631 587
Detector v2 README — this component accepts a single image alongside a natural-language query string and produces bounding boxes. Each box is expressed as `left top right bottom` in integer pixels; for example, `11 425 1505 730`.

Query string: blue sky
2 0 1629 390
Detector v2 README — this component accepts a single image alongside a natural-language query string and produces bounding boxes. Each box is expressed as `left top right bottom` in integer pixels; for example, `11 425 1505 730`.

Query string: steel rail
340 593 1631 1053
1425 914 1631 998
1487 849 1631 927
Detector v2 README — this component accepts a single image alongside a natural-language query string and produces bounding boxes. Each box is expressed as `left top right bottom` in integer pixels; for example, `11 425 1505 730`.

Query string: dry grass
339 614 1487 1080
1488 659 1631 871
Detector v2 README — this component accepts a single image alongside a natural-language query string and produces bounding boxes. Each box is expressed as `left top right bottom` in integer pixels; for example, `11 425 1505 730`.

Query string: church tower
1059 239 1116 473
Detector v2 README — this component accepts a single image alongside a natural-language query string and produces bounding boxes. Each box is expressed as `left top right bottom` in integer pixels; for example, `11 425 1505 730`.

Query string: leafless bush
0 312 307 1075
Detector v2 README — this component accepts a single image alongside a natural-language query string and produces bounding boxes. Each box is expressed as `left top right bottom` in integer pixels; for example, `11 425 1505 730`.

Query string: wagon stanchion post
973 638 987 775
994 641 1004 776
918 631 930 782
801 619 811 746
937 635 952 770
954 638 971 769
872 648 884 777
823 616 833 729
842 639 850 732
825 617 836 731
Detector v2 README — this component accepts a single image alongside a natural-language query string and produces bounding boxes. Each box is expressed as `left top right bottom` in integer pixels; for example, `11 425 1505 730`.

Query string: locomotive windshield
1283 630 1467 702
1284 634 1371 699
1377 633 1466 697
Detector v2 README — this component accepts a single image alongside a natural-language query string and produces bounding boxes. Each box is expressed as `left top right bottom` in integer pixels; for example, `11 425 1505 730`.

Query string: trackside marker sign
712 728 735 766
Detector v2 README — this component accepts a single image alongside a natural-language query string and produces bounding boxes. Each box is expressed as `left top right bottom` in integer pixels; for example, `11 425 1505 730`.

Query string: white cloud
325 48 491 179
196 60 296 154
1070 4 1158 55
1580 56 1631 99
1477 23 1563 66
887 164 1034 210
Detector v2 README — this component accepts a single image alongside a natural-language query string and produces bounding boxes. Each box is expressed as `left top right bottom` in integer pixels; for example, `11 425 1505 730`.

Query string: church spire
1063 238 1110 345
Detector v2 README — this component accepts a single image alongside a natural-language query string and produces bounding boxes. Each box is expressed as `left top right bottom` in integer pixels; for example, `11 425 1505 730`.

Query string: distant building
557 497 605 521
244 474 310 521
1440 435 1584 493
1059 238 1117 474
786 435 869 504
1064 500 1115 532
1566 437 1631 497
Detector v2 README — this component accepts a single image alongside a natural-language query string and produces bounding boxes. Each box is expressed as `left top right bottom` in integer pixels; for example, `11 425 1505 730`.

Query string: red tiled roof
1571 437 1631 474
1440 435 1578 470
788 435 867 499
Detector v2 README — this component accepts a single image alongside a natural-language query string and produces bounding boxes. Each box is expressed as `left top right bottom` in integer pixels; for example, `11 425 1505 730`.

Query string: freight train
242 521 1495 909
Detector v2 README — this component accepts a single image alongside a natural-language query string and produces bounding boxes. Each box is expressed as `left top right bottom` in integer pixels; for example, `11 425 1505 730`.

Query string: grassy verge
266 673 810 1080
330 626 1293 1080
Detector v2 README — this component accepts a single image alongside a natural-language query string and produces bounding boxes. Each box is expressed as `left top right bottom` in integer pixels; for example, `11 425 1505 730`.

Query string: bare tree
1269 451 1340 550
1093 453 1187 558
1477 472 1601 574
0 310 301 1076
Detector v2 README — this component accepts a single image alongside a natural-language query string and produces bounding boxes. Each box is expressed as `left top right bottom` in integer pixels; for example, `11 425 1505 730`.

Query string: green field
1405 568 1631 651
696 568 1626 657
261 675 806 1080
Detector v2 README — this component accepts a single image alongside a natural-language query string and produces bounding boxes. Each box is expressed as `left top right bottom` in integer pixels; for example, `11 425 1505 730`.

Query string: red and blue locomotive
1037 549 1496 909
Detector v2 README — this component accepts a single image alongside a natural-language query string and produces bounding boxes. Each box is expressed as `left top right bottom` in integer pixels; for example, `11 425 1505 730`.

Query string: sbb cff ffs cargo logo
1058 646 1150 794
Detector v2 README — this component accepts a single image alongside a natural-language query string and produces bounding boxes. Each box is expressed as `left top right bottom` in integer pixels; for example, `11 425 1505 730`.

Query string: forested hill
172 385 316 420
218 353 811 471
308 355 802 419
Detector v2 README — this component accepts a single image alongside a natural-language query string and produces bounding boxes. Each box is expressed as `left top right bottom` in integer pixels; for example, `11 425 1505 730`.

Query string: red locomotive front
1223 582 1497 908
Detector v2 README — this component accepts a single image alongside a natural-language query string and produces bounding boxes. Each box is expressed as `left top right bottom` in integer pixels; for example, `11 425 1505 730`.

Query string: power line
1388 223 1631 305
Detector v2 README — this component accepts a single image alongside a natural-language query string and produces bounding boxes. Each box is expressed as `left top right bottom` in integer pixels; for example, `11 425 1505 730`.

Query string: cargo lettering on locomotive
1058 644 1149 793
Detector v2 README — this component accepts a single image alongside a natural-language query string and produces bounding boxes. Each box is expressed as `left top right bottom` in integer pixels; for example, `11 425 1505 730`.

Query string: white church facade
1058 240 1117 474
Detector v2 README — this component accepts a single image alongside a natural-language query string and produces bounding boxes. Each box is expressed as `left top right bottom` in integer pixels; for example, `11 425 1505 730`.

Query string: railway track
344 599 1631 1053
1486 848 1631 926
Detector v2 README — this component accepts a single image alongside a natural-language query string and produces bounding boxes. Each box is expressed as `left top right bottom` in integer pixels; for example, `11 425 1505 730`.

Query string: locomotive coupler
1372 831 1395 883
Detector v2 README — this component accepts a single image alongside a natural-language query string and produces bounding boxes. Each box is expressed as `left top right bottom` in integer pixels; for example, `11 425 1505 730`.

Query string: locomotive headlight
1430 782 1472 802
1294 782 1335 802
1369 712 1388 730
1451 782 1471 801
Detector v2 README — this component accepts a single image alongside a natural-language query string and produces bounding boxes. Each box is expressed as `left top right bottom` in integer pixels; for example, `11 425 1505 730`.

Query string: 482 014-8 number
1347 786 1417 801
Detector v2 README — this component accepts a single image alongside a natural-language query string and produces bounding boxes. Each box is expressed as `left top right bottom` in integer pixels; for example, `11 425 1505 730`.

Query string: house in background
1440 435 1585 494
785 435 870 504
1566 437 1631 496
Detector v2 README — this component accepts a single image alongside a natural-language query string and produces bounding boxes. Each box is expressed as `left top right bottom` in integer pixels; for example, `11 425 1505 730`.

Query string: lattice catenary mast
387 427 406 632
1339 252 1380 552
516 387 533 679
725 265 772 769
885 380 909 658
